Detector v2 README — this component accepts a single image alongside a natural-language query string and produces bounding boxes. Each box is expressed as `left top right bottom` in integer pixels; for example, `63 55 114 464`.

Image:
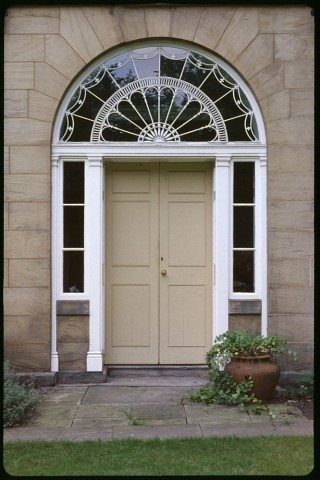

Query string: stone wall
4 5 314 371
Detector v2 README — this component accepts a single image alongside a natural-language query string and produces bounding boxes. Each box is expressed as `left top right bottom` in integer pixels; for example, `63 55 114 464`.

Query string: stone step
107 365 209 378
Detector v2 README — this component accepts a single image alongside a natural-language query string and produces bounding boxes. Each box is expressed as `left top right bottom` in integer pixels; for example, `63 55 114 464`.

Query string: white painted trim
214 156 231 337
86 156 105 371
51 156 59 372
52 40 266 145
52 143 267 158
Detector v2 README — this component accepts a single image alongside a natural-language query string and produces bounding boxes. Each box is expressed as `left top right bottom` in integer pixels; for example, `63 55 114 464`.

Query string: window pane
234 162 254 203
233 251 254 292
63 162 84 204
63 251 84 293
233 207 254 248
63 206 84 248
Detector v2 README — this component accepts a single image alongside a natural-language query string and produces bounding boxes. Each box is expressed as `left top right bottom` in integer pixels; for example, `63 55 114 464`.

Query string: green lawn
4 436 313 476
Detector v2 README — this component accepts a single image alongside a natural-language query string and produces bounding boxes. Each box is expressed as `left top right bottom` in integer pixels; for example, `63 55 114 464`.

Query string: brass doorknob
161 270 167 276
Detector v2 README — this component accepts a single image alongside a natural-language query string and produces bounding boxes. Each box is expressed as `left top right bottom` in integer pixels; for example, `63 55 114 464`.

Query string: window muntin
62 161 85 293
59 45 259 143
233 161 255 293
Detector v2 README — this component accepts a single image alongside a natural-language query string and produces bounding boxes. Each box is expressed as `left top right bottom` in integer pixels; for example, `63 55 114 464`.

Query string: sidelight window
232 161 255 293
62 161 85 293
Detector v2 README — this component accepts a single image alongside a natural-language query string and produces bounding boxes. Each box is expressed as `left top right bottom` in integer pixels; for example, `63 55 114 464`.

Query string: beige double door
105 162 212 364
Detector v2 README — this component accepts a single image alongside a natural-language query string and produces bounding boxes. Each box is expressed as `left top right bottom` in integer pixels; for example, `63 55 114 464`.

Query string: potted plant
205 330 297 401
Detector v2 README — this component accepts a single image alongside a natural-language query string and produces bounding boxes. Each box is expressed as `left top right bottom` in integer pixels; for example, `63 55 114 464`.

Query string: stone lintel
229 299 262 315
57 300 89 315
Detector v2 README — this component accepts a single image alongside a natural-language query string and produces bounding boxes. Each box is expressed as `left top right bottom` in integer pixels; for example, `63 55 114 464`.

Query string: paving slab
75 404 131 419
3 377 313 443
82 386 190 405
112 424 202 440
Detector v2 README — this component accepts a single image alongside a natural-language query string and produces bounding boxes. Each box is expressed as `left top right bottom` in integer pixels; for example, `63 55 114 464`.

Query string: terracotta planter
224 354 280 401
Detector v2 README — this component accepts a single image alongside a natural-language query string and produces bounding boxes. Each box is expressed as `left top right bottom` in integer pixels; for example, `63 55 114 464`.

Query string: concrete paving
3 376 313 442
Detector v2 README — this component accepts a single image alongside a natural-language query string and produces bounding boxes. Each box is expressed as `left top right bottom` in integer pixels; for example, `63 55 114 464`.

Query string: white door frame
51 143 267 372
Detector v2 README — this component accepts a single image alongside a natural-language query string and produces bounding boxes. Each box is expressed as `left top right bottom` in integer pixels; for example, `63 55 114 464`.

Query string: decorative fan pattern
59 46 259 143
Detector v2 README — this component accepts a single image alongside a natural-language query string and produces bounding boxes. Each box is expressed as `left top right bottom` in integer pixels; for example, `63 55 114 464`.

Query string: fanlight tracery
59 46 259 143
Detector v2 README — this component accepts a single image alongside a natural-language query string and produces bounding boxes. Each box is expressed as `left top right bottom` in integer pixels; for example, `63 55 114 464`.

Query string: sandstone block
29 90 58 122
267 144 314 173
268 173 313 201
5 118 51 146
5 90 28 118
267 117 313 145
4 202 8 230
285 61 314 89
5 7 59 34
268 314 313 342
5 62 34 89
235 34 273 80
269 258 312 287
145 6 172 37
275 34 314 61
4 287 50 316
5 34 44 61
268 200 313 229
171 6 203 41
58 342 88 371
260 90 290 122
250 62 285 100
82 6 124 49
58 316 89 343
60 7 104 63
4 315 51 343
4 174 50 202
4 343 51 372
268 229 313 258
229 315 261 334
9 259 50 287
276 342 313 371
115 6 147 41
216 7 259 63
4 230 49 259
35 62 69 101
194 7 235 49
269 286 313 315
259 6 314 34
10 146 50 174
4 146 9 174
4 259 9 287
9 202 49 231
45 34 85 80
291 89 313 117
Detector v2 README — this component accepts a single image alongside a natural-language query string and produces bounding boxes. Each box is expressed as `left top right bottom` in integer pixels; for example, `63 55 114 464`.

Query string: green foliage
190 331 297 410
189 371 256 406
3 437 314 476
281 374 314 400
205 331 297 374
3 361 42 427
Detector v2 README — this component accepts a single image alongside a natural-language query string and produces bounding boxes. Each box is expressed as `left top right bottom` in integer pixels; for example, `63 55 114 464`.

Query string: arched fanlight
59 45 259 143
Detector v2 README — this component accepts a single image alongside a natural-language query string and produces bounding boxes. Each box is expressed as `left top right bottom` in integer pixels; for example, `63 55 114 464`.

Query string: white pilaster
214 155 231 337
86 155 104 371
259 155 268 336
51 155 59 372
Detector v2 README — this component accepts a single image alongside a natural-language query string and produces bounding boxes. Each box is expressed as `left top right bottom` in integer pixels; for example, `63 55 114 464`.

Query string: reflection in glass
60 45 259 143
234 162 254 204
63 207 84 248
233 251 254 292
63 162 84 204
63 251 84 293
233 207 254 248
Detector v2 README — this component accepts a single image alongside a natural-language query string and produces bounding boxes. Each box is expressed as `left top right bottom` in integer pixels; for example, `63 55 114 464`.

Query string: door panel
105 163 159 364
159 163 212 364
105 162 212 364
